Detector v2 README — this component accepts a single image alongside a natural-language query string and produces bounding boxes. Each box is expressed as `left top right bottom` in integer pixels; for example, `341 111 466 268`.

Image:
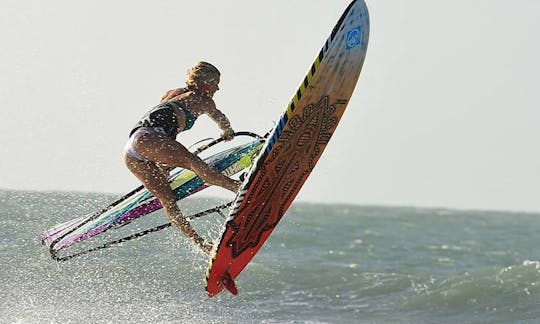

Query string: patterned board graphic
206 0 370 297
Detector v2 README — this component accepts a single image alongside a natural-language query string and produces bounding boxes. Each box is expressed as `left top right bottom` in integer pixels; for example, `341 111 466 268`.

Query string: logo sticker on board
346 26 362 49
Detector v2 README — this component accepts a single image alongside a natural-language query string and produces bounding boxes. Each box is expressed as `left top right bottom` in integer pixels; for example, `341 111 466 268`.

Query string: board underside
206 0 370 297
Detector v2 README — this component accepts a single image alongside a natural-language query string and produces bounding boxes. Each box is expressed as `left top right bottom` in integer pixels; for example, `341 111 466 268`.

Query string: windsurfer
123 62 240 254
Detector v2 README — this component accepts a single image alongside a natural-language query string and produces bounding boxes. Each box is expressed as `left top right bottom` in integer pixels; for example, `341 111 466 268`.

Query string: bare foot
224 179 241 193
201 242 213 255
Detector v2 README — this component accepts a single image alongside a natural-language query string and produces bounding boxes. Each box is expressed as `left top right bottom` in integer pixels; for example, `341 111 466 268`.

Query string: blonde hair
186 61 220 87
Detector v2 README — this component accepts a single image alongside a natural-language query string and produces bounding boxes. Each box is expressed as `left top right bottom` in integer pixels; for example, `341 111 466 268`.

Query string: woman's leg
134 132 240 193
124 153 213 254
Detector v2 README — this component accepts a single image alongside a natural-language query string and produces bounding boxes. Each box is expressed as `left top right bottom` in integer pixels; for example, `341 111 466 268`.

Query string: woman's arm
206 103 235 140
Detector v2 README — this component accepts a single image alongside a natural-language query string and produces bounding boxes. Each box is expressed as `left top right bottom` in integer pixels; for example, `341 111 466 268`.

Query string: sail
41 135 264 260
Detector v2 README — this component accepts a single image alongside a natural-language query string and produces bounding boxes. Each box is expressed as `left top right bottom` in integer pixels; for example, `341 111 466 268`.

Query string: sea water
1 189 539 323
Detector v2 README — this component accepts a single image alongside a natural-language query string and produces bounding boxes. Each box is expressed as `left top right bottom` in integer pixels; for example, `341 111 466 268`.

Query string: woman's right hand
220 127 235 141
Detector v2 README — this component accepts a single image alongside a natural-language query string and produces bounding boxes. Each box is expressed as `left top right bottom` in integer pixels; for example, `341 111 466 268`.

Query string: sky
1 0 539 213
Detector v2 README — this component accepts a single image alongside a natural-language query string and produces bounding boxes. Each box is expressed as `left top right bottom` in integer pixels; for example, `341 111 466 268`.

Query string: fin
220 271 238 295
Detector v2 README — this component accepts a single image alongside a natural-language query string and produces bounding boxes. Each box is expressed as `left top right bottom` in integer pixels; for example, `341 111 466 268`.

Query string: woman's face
197 77 220 97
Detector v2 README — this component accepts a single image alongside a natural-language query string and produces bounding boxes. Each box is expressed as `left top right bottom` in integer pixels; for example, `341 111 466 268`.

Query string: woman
124 61 240 254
